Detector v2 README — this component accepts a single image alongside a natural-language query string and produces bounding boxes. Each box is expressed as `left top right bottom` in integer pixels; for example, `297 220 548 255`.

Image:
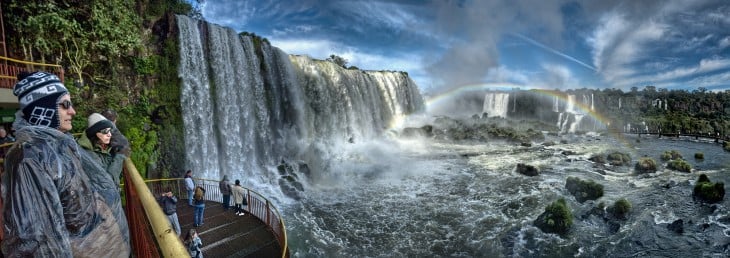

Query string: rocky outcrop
606 151 631 166
516 163 539 176
667 159 692 172
565 177 604 203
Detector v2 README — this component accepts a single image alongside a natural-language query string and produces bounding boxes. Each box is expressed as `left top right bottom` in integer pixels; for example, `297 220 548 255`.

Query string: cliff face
175 15 425 182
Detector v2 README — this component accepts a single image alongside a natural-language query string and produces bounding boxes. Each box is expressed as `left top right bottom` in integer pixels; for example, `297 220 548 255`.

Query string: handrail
0 55 65 88
123 159 189 257
0 56 62 68
144 178 289 258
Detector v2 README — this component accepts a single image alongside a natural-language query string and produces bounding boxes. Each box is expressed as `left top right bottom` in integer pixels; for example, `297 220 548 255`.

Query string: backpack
193 187 204 201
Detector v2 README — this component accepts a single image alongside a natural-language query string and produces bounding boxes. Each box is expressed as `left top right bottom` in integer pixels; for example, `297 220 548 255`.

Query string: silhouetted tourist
219 174 232 211
2 71 130 257
157 188 181 236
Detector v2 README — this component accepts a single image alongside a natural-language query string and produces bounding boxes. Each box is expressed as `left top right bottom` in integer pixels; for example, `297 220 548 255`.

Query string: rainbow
388 83 618 132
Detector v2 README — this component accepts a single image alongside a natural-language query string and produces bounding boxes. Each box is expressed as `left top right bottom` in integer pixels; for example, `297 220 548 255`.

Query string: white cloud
719 36 730 49
616 57 730 88
686 71 730 88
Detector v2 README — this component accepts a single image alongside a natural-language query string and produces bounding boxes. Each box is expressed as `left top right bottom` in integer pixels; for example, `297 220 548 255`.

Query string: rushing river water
281 133 730 257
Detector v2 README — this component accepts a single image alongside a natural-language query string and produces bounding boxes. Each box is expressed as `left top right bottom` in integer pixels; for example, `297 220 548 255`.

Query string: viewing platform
174 200 283 257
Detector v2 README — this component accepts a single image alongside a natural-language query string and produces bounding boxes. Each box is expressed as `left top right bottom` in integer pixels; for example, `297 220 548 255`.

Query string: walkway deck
176 201 283 257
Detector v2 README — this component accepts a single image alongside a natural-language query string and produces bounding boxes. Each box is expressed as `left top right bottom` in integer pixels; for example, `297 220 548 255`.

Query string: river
282 133 730 257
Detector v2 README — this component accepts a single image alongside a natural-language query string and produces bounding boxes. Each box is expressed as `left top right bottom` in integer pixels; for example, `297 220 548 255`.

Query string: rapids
283 134 730 257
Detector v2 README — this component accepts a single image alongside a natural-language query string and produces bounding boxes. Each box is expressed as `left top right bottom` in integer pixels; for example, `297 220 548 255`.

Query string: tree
326 54 348 68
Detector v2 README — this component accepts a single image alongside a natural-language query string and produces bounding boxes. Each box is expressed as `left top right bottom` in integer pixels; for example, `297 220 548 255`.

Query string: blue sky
194 0 730 94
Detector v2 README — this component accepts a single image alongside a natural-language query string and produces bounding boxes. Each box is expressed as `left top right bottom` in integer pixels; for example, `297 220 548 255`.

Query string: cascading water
176 15 424 190
482 92 510 118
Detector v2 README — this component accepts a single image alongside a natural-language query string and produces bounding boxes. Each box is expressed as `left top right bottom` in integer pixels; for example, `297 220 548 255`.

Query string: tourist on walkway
157 188 181 236
219 175 232 211
77 112 132 242
232 179 247 216
2 71 130 257
193 185 206 227
185 228 203 258
185 170 195 206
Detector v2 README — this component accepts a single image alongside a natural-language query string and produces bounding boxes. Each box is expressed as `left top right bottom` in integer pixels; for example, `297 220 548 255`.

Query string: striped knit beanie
13 71 69 129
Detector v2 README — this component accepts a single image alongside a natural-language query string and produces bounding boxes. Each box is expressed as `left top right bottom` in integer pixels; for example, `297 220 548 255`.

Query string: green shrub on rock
693 174 725 203
694 152 704 160
661 150 683 161
607 151 631 166
667 159 692 172
534 198 573 236
608 198 632 220
635 157 657 174
565 177 604 203
724 141 730 152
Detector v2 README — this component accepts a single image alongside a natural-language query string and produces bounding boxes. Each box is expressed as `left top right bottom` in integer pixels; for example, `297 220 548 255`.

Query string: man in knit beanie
12 71 72 131
2 71 130 257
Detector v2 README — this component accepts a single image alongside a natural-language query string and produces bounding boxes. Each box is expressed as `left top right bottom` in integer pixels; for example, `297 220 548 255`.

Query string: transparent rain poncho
1 114 130 257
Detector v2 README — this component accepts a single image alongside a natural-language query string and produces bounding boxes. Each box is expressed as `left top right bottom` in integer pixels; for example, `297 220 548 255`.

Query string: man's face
57 94 76 132
0 129 6 137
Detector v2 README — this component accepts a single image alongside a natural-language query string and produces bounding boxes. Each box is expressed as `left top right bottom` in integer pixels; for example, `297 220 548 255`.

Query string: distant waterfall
552 96 559 112
176 15 424 183
482 92 510 118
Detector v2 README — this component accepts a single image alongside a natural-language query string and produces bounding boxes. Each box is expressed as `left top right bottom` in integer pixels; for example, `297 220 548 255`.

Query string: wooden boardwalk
176 201 283 257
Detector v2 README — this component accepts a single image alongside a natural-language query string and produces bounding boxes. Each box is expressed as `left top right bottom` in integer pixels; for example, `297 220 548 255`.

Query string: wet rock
667 219 684 234
516 163 540 176
521 142 532 147
562 150 577 155
607 151 631 166
565 177 604 203
588 154 605 164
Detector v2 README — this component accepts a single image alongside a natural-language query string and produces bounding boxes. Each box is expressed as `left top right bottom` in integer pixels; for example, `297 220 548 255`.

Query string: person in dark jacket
77 112 131 242
158 188 181 236
219 175 232 211
1 71 130 257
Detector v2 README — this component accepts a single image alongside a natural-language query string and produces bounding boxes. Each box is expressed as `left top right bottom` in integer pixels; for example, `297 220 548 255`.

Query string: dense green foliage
693 174 725 203
565 177 604 203
534 198 573 236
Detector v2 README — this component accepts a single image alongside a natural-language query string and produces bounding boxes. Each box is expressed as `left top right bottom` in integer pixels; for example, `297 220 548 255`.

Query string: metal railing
0 55 64 88
144 178 290 258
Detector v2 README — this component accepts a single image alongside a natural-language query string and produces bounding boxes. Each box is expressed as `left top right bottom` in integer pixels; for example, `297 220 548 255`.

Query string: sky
194 0 730 94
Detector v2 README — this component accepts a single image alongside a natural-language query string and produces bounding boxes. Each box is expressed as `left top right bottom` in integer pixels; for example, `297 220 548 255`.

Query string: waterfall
591 93 596 111
176 15 424 185
619 98 622 110
552 95 559 112
482 92 509 118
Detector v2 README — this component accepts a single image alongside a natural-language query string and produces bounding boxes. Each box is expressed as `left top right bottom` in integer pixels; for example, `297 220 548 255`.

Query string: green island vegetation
667 159 692 172
533 198 573 236
661 150 683 161
635 157 658 174
4 0 730 180
694 152 704 160
606 151 631 166
693 174 725 203
565 177 604 203
608 198 632 220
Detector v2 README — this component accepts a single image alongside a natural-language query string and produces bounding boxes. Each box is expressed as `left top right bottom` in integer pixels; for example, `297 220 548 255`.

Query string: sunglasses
58 100 73 109
99 128 112 134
